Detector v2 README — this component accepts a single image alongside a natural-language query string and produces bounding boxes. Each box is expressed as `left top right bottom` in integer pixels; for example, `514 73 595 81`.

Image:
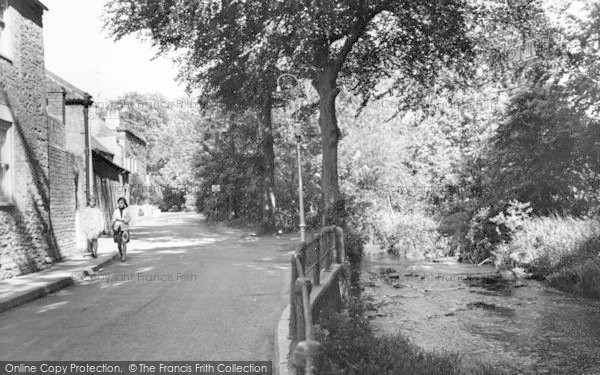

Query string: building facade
117 127 148 205
0 0 150 280
45 70 91 257
0 0 54 279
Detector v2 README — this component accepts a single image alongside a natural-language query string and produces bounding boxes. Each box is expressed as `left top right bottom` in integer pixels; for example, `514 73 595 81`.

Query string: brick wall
0 1 54 279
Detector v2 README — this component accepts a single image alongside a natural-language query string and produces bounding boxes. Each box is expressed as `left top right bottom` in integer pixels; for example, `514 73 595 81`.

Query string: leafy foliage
194 111 264 221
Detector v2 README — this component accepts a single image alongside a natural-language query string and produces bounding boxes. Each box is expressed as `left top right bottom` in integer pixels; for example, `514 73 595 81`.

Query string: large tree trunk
259 95 276 233
315 67 344 227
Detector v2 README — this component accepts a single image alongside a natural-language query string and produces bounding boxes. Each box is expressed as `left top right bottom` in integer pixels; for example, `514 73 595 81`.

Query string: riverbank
316 296 505 375
493 216 600 299
358 254 600 374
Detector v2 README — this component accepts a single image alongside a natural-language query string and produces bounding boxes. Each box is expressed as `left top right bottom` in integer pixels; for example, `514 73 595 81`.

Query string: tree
277 1 482 224
104 0 280 231
483 1 600 215
105 0 551 228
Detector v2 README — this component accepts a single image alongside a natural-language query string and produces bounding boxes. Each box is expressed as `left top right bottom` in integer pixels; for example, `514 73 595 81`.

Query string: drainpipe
83 93 93 200
66 93 94 201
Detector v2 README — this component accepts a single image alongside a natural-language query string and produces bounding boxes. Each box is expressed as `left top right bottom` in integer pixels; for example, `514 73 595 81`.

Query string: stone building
90 108 131 230
45 70 93 257
45 78 134 236
0 0 148 280
92 108 149 206
91 136 130 233
117 126 148 205
117 127 147 180
0 0 54 279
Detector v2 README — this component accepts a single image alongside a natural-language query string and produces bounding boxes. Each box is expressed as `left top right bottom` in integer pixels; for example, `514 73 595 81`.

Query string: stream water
360 252 600 375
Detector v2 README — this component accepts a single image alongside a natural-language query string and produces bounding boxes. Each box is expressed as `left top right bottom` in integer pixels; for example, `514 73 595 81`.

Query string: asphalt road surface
0 213 294 361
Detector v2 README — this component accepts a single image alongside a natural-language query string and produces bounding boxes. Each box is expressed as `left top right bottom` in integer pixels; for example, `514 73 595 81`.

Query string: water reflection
361 252 600 375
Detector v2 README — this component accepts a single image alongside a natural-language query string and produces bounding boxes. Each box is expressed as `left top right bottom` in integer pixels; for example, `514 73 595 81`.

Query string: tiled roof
92 136 114 157
45 70 88 100
31 0 48 11
92 150 129 175
116 126 147 145
91 115 115 138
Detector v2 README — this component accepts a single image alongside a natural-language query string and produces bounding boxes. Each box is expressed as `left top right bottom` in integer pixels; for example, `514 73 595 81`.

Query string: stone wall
45 70 89 258
0 1 54 279
48 145 79 257
126 133 147 176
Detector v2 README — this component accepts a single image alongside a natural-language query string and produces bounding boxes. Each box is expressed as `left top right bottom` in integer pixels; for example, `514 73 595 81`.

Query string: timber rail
282 226 349 375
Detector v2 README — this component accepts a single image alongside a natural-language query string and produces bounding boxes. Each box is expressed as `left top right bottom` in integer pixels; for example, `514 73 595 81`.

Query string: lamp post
276 73 308 242
294 123 306 242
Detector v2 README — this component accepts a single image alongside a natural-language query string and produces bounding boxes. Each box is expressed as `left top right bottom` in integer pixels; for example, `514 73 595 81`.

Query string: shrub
495 215 600 271
129 173 149 205
159 187 186 212
457 201 532 264
491 214 600 298
547 256 600 299
372 211 447 259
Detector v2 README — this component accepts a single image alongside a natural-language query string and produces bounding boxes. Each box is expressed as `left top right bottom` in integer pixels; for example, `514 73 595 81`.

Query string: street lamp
276 73 307 242
294 123 307 242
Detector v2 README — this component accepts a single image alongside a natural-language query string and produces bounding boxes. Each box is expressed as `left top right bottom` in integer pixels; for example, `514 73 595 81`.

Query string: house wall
90 107 124 167
126 134 147 177
48 143 79 256
45 77 88 257
0 0 54 279
93 154 128 233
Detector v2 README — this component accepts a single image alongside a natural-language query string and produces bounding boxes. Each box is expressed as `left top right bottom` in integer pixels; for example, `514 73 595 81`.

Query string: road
0 213 294 361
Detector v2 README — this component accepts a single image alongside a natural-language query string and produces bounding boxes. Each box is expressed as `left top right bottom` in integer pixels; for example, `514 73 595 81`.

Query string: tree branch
332 0 394 73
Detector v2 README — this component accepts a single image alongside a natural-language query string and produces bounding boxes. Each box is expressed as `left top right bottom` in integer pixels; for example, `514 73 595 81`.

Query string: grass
495 215 600 298
314 298 507 375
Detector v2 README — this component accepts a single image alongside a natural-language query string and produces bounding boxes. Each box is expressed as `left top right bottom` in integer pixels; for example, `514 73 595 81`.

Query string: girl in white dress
81 196 104 258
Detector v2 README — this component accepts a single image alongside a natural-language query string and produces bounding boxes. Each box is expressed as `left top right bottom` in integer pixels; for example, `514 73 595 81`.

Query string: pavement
0 212 297 362
0 237 121 315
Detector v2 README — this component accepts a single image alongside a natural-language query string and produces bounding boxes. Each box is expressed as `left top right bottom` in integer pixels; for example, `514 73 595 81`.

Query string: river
360 252 600 375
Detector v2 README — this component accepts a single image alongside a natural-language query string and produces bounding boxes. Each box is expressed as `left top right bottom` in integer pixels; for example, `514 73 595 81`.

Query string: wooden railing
288 226 347 375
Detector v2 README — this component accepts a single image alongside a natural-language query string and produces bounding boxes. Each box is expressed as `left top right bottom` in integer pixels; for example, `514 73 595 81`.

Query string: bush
129 173 149 205
159 187 186 212
494 215 600 272
547 256 600 299
371 211 448 259
488 213 600 298
456 201 532 264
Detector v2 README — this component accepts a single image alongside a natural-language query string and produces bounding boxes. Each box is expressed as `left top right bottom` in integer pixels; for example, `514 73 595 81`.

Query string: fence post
289 226 347 375
289 254 299 339
326 228 334 271
313 240 321 286
293 277 321 375
294 280 306 343
335 227 346 264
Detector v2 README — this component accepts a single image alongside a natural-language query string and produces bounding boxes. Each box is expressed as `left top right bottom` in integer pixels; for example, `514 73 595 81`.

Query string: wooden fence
288 226 347 375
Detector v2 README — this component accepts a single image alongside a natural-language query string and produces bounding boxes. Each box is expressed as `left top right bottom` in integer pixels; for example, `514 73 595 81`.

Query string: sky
42 0 187 102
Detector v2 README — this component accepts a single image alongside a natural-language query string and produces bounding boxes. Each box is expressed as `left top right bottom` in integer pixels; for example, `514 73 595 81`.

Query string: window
0 0 12 60
0 119 13 204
